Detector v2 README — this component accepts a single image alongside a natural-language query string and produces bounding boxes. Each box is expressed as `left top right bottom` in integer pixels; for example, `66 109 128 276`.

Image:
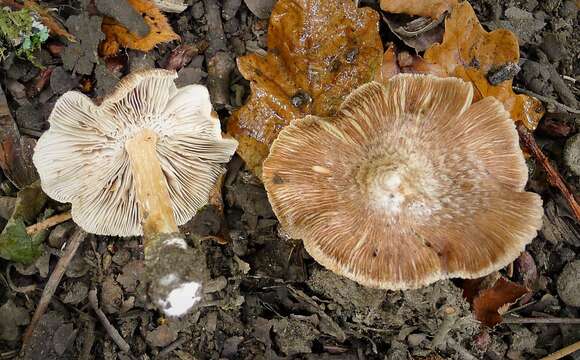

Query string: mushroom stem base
146 233 208 317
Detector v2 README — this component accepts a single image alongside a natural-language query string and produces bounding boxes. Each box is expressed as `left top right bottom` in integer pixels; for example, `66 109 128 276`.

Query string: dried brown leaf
0 87 37 189
423 2 544 129
100 0 180 57
227 0 383 176
380 0 458 18
472 277 529 327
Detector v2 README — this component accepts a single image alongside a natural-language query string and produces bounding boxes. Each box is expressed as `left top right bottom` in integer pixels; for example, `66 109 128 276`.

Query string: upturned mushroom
263 74 543 289
33 69 238 315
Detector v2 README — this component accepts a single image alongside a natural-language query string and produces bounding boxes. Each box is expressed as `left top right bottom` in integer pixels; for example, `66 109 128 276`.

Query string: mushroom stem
125 129 208 317
125 128 178 244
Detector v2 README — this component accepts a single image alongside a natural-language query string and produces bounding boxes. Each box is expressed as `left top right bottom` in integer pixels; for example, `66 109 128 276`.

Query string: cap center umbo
356 152 442 216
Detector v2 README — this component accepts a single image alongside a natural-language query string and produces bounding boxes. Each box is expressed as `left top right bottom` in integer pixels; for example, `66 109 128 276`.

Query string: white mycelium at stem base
33 69 237 316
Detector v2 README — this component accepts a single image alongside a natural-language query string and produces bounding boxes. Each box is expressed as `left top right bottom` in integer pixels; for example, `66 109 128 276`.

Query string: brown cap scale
33 69 238 315
263 74 543 290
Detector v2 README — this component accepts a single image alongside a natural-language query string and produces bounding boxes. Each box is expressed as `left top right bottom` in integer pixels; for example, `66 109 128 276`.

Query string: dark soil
0 0 579 359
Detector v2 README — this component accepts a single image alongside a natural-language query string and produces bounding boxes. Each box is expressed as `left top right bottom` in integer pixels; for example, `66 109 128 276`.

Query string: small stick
26 211 72 235
158 336 188 358
513 87 580 114
447 338 479 360
539 340 580 360
502 317 580 325
517 124 580 222
79 315 95 360
21 228 86 348
88 289 131 353
431 306 458 348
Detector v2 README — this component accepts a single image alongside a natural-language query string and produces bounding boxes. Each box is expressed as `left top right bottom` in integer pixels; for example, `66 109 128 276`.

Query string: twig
431 306 458 348
513 87 580 114
447 338 479 360
88 288 130 353
539 340 580 360
158 336 188 358
0 350 18 359
203 0 233 109
79 314 95 360
21 228 86 348
502 316 580 324
26 211 72 235
517 124 580 222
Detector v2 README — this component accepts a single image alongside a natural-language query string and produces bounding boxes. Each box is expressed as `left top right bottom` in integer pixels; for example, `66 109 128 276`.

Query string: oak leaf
100 0 179 57
380 0 458 19
227 0 383 176
423 2 543 129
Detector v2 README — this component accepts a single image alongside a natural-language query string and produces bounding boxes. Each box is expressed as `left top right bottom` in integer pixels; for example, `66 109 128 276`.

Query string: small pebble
146 324 178 347
557 260 580 307
563 133 580 177
407 333 427 347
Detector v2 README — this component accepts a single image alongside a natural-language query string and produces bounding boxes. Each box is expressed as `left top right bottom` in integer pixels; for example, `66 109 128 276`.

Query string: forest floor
0 0 579 359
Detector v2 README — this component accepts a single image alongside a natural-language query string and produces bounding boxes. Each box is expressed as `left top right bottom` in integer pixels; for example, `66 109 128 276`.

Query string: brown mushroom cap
263 74 543 289
33 69 238 236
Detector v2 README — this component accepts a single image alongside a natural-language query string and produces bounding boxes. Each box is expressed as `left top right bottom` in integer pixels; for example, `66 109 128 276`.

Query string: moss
0 8 48 67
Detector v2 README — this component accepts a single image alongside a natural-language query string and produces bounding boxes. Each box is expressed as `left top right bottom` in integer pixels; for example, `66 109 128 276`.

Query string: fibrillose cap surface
33 69 238 236
263 74 543 290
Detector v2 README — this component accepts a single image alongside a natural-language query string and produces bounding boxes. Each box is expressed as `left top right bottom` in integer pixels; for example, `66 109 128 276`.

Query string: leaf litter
1 0 579 358
100 0 180 57
227 0 383 176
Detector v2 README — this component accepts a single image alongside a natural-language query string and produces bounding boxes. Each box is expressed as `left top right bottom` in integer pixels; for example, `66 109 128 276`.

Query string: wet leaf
227 0 383 176
0 182 48 263
380 0 458 19
23 0 76 42
100 0 180 57
471 276 529 327
0 86 38 189
423 2 543 129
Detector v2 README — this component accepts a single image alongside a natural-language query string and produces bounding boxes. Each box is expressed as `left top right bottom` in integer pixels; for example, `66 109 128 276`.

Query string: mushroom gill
263 74 543 290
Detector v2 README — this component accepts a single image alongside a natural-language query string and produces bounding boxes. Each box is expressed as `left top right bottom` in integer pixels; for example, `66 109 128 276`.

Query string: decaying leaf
23 0 76 43
382 11 446 51
423 2 543 129
375 44 447 83
470 276 529 327
0 182 49 264
100 0 179 57
0 85 38 189
227 0 383 176
380 0 458 18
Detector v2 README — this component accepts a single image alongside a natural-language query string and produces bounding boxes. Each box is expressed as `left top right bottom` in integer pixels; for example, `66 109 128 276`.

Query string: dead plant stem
26 211 72 235
517 124 580 222
21 228 86 349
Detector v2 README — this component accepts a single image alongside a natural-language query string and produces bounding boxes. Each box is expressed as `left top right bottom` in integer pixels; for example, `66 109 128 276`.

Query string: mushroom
33 69 238 315
262 74 543 289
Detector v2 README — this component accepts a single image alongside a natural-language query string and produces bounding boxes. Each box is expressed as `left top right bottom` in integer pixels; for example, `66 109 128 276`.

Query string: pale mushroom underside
33 69 238 236
263 74 543 290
